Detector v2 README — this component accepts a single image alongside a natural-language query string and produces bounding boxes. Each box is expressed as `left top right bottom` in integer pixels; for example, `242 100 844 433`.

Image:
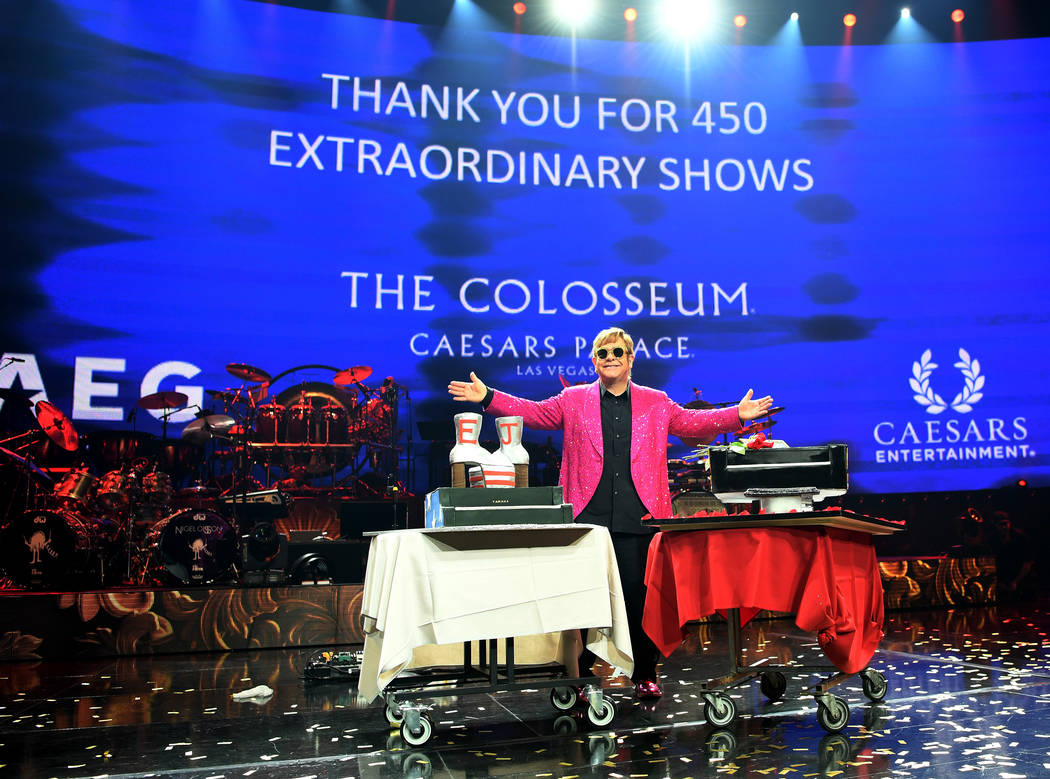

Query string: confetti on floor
6 603 1050 777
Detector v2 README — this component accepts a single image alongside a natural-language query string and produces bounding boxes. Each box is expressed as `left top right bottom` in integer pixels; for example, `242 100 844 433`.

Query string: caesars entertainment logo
872 348 1033 465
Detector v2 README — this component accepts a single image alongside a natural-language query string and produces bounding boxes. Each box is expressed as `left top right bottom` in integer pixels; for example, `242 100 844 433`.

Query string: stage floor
3 601 1049 778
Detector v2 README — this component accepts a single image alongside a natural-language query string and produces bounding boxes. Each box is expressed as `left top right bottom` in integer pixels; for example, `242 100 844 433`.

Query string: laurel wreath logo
909 348 984 414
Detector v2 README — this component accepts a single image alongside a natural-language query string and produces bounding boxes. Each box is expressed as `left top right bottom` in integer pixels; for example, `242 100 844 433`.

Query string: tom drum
52 468 98 508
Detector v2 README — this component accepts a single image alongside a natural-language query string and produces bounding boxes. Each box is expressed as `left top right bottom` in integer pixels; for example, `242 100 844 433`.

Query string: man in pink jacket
449 326 773 698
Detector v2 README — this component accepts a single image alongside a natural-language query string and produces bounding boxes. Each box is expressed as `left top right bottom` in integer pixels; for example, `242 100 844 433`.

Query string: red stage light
843 13 857 27
951 8 965 23
734 14 747 28
1018 478 1028 487
624 7 637 22
512 1 526 15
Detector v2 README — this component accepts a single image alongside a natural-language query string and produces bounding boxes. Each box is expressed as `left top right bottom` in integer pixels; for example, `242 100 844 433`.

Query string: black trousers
580 531 661 682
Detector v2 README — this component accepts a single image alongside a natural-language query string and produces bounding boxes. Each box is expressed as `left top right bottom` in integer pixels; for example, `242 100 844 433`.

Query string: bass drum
0 508 115 588
146 508 238 584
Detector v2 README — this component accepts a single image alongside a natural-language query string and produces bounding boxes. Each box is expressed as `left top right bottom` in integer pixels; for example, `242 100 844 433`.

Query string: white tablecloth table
357 523 634 703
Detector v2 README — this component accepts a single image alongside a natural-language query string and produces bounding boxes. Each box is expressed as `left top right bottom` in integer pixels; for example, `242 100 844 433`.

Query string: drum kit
0 361 405 590
669 396 785 494
210 362 402 481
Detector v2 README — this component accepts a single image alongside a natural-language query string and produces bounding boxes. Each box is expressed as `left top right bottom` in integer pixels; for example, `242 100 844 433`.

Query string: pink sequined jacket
487 380 743 521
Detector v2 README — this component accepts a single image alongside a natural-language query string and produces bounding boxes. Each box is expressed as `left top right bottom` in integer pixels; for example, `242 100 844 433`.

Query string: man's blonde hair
591 327 634 358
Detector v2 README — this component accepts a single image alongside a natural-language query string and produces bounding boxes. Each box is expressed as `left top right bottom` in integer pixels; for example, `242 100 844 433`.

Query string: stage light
289 552 331 585
790 12 799 21
247 522 282 565
553 0 594 27
512 1 526 15
659 0 713 39
734 14 747 28
951 8 965 23
890 3 934 43
1018 478 1028 487
624 7 637 22
843 13 857 27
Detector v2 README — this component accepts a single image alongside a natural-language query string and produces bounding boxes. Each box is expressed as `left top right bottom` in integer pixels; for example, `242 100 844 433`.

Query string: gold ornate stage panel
0 584 364 661
879 556 997 610
0 554 1000 661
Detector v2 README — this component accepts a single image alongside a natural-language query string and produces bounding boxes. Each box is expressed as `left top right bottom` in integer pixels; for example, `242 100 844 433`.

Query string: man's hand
737 389 774 421
448 372 488 404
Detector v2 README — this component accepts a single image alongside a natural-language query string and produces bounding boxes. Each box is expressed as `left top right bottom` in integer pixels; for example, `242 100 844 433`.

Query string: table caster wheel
586 698 616 727
816 695 850 733
385 703 405 725
401 711 435 747
551 685 579 711
860 669 888 702
703 693 736 727
759 670 787 701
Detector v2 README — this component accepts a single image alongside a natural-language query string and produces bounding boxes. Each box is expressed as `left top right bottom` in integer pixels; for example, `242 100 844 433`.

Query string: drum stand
0 430 47 514
403 386 414 496
158 406 177 441
121 465 143 585
225 399 262 535
373 381 404 496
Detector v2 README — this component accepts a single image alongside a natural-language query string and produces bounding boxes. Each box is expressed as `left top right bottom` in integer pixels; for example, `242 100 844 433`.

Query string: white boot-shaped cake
495 415 529 487
449 412 484 487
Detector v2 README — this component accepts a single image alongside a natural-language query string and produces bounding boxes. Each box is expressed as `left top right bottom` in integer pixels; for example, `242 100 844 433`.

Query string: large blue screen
3 0 1049 493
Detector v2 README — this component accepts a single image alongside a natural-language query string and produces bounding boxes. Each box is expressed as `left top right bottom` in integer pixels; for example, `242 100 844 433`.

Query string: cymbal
138 390 189 410
0 388 35 409
734 419 777 437
333 365 372 386
226 363 271 383
175 484 219 498
762 405 786 417
683 398 715 410
181 414 236 444
35 400 79 452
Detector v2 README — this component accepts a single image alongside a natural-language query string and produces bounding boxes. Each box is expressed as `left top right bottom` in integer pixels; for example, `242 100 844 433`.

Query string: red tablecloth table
641 516 895 732
644 525 884 673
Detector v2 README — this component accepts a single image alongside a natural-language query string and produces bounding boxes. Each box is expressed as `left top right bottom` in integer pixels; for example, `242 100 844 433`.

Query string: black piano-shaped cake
707 443 849 514
649 443 902 535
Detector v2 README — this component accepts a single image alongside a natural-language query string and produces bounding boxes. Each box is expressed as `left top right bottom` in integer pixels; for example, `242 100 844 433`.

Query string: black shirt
576 385 650 535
